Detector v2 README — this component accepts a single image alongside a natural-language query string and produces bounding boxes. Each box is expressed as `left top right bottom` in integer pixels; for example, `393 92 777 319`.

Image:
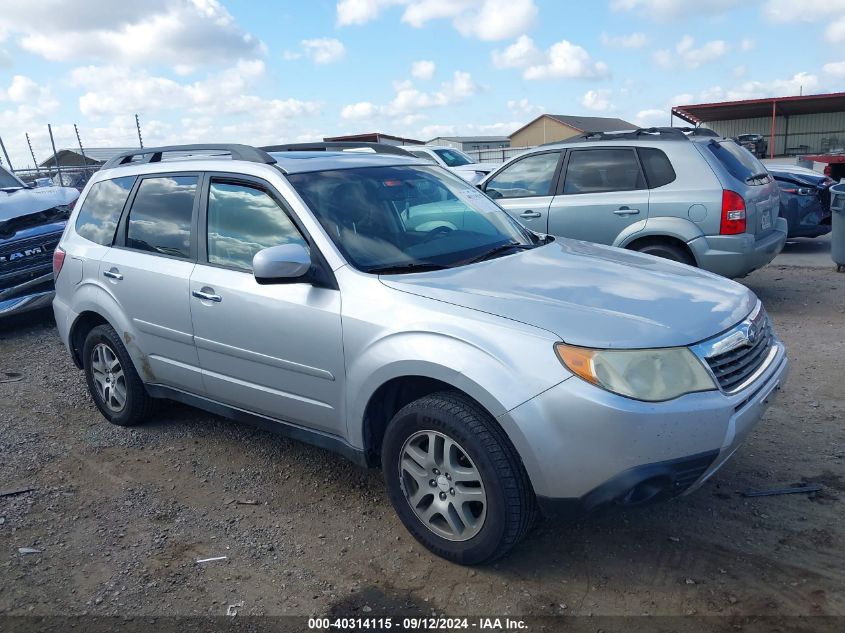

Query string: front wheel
381 392 535 565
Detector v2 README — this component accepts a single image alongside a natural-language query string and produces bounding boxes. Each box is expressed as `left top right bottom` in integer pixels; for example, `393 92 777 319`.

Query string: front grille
0 233 61 278
704 311 774 392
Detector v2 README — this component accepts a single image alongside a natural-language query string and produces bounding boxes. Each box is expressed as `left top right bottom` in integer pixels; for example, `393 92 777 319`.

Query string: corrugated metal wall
704 112 845 155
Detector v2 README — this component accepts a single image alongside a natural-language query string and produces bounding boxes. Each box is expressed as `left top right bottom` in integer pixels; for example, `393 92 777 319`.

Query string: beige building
509 114 636 147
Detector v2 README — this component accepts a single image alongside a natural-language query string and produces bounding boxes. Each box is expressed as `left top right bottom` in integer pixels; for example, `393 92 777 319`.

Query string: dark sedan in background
768 164 834 239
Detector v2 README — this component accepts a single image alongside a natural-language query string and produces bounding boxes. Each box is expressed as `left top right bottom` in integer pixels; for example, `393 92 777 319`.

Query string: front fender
345 330 565 450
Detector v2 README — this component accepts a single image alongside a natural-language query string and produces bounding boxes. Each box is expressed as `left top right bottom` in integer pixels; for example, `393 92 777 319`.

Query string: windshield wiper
464 241 534 265
368 262 448 275
746 172 769 183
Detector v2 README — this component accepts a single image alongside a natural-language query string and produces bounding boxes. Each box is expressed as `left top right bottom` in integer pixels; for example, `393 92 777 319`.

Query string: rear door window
75 176 136 245
125 175 197 259
562 148 645 194
705 140 770 184
484 152 561 199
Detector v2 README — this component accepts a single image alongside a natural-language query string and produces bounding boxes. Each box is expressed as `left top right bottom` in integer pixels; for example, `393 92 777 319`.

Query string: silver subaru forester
53 144 788 565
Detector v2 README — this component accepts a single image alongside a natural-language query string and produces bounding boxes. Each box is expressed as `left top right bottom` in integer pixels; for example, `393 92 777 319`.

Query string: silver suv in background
54 144 787 564
478 127 787 278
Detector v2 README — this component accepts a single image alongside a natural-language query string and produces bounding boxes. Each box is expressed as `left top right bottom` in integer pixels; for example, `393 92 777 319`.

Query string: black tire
82 324 156 426
381 391 536 565
633 240 695 266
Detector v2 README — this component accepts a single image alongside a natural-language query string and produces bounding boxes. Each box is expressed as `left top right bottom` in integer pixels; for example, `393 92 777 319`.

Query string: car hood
380 239 757 349
0 185 78 221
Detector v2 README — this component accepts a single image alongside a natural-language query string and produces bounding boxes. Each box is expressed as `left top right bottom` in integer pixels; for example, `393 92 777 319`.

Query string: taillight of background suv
720 190 747 235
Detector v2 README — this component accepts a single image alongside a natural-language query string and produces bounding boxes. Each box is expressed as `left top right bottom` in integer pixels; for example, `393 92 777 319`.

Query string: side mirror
253 244 311 284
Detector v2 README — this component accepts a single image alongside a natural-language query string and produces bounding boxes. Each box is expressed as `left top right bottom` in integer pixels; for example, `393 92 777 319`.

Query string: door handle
519 210 542 219
614 206 640 216
103 269 123 280
192 289 222 303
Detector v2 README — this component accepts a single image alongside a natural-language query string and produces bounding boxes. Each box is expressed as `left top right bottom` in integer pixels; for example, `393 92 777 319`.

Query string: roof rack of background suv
102 144 277 170
261 142 415 156
557 126 721 145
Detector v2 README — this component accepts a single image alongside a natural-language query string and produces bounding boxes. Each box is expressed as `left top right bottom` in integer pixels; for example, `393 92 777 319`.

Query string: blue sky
1 0 844 168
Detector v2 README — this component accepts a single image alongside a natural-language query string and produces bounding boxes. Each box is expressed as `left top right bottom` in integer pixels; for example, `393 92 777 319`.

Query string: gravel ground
0 264 843 623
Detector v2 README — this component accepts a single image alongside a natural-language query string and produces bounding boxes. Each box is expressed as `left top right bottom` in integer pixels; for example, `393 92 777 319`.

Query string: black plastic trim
536 449 720 519
102 144 276 170
145 384 368 467
261 142 414 157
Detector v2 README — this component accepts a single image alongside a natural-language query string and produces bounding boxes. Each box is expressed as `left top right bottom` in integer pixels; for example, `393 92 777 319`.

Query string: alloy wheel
90 343 127 413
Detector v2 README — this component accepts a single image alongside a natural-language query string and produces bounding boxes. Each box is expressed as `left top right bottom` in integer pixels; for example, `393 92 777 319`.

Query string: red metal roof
672 92 845 124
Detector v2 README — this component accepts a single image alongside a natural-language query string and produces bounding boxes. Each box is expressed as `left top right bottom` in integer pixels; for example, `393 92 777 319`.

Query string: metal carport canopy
672 92 845 124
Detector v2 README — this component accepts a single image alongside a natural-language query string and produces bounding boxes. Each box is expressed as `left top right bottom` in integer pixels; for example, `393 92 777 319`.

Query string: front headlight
555 343 717 402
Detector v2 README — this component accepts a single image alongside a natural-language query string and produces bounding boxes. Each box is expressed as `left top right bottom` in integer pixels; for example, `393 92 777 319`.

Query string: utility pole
74 124 87 164
135 114 144 148
0 134 13 171
26 133 41 175
48 124 63 183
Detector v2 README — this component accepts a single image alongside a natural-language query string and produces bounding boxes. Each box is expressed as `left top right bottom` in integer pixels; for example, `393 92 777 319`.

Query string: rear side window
705 140 770 184
207 180 307 271
126 175 197 259
563 148 645 194
75 176 136 245
638 148 676 188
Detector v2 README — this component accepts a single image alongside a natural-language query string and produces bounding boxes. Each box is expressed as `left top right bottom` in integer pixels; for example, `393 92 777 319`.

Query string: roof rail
551 126 722 145
261 142 415 156
101 144 276 170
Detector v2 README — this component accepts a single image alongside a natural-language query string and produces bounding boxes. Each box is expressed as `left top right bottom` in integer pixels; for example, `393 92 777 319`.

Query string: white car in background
404 146 501 185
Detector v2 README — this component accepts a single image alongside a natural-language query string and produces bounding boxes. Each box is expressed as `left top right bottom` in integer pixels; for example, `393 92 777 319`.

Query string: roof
427 136 510 143
509 114 636 138
322 132 424 145
269 151 422 174
672 92 845 124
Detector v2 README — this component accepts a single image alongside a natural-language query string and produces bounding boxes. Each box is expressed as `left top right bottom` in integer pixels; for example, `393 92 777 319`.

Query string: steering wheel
421 224 455 243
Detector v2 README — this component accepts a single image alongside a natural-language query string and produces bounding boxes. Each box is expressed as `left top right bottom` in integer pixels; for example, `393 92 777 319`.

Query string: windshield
286 165 537 273
433 149 474 167
0 166 24 189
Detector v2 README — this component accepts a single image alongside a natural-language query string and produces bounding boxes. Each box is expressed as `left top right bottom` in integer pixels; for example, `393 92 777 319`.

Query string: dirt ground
1 264 843 626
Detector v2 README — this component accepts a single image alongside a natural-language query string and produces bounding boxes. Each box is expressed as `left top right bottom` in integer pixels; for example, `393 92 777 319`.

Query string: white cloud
734 64 747 77
491 35 544 69
336 0 537 40
0 0 265 67
823 60 845 76
740 38 755 51
828 16 845 42
69 60 320 130
633 108 667 128
507 98 544 118
523 40 609 80
419 120 521 139
600 32 648 48
682 72 821 103
763 0 845 21
339 70 480 123
581 89 614 112
411 60 436 80
654 35 729 69
611 0 740 18
301 38 346 64
341 101 378 119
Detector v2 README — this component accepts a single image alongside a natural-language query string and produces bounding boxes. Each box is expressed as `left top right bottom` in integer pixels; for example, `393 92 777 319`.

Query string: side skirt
145 384 368 468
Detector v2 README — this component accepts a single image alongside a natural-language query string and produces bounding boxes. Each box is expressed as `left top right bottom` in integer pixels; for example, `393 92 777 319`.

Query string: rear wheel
83 324 156 426
633 240 694 266
381 391 535 565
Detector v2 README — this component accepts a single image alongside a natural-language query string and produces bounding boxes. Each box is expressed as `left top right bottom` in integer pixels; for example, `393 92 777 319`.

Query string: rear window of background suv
705 140 771 185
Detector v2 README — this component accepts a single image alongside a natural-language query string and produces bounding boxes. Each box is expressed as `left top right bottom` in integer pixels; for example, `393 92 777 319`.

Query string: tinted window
433 149 473 167
75 176 136 245
705 140 770 184
563 149 645 194
638 147 676 188
409 150 435 161
207 180 307 271
126 175 196 258
485 152 560 199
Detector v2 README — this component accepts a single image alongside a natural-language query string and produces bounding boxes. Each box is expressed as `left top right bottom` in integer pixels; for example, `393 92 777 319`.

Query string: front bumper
688 218 787 278
0 272 55 317
499 341 788 518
